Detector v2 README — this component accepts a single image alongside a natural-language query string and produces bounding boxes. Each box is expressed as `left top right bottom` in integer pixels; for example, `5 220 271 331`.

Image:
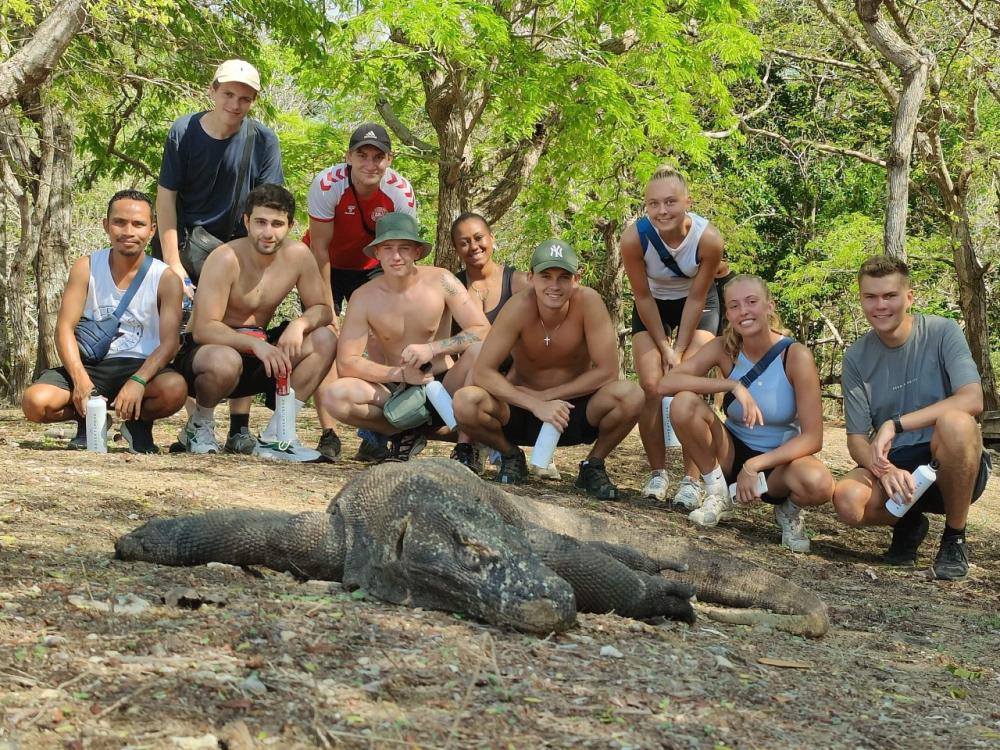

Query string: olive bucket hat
363 213 432 261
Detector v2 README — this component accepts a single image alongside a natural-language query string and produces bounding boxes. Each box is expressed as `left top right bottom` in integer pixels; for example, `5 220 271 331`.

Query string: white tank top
84 248 168 359
642 212 708 300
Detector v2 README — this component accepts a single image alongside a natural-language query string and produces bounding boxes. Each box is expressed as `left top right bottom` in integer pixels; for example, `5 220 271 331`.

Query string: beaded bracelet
129 374 147 387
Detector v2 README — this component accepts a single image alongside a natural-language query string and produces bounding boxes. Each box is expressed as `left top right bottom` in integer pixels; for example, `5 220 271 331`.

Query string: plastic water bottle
275 374 296 443
531 422 561 469
662 396 681 448
425 380 457 430
886 463 937 517
86 393 108 453
729 471 768 500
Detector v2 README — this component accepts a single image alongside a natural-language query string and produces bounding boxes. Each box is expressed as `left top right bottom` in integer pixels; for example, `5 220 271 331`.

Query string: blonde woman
621 165 723 504
657 275 833 552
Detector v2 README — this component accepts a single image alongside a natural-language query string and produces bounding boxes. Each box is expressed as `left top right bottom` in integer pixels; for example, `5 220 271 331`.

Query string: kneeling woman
658 275 833 552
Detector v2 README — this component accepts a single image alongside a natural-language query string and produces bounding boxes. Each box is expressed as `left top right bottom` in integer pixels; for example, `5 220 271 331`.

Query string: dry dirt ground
1 406 999 750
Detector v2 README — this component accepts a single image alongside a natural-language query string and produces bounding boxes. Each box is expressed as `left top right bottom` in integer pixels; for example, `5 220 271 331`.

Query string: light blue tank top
725 345 800 452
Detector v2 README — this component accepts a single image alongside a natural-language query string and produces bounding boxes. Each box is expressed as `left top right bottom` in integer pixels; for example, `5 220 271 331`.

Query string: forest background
2 0 998 411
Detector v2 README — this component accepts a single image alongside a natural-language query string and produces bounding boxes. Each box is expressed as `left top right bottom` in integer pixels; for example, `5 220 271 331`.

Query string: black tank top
453 264 515 333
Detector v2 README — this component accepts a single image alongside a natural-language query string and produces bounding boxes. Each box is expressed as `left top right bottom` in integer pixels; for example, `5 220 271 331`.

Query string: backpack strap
110 255 153 320
636 215 692 279
722 337 795 413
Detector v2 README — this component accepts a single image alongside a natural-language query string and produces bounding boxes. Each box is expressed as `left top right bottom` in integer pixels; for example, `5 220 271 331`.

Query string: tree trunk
595 218 626 377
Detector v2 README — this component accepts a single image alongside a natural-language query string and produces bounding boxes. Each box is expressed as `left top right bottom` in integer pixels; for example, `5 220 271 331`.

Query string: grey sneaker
673 476 704 510
642 470 670 502
121 420 159 454
224 427 258 455
184 416 220 454
933 535 969 581
774 499 810 553
254 437 325 463
316 429 342 461
688 487 734 528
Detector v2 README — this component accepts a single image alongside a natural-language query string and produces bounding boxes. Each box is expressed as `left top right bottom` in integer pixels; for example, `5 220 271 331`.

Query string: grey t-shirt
842 314 981 448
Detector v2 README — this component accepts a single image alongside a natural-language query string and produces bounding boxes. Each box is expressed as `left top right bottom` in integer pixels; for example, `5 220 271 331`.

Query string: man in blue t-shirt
835 255 990 581
154 59 284 454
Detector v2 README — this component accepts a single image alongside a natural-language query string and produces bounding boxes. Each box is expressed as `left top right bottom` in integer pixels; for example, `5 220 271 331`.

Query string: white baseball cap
213 59 261 92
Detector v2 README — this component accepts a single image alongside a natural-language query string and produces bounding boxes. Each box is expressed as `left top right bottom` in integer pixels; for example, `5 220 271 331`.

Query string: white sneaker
529 461 561 480
185 417 220 454
688 487 735 528
774 500 811 553
254 437 325 463
642 470 669 501
673 476 704 510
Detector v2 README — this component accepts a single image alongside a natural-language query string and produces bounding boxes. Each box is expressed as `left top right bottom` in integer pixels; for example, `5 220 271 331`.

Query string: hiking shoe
184 416 220 454
68 419 88 449
254 437 325 463
575 458 619 500
933 535 969 581
688 488 734 527
673 476 704 510
642 470 670 502
121 420 159 454
451 442 483 474
386 429 424 462
316 428 342 461
883 513 929 567
496 448 529 485
354 438 390 463
774 499 810 553
224 427 258 455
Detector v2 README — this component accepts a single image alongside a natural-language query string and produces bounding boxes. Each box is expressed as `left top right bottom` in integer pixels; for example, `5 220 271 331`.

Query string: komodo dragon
115 459 830 637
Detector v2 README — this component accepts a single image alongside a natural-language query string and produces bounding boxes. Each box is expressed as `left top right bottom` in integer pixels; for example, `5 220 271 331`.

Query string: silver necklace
539 312 566 346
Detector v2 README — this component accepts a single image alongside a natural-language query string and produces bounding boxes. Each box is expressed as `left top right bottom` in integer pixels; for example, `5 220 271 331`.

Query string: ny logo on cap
548 244 563 258
364 130 377 139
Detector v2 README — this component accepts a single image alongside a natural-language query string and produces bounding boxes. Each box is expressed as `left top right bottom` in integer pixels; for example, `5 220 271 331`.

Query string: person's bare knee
833 480 870 527
454 386 489 425
669 390 708 426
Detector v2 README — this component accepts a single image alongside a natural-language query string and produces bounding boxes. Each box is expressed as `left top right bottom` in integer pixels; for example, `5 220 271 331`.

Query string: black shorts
331 267 383 315
502 393 599 447
630 284 720 336
887 442 991 514
724 425 787 505
173 322 290 405
34 357 176 404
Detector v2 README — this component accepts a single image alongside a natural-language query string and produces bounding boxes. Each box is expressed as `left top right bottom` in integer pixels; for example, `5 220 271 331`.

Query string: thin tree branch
375 96 437 155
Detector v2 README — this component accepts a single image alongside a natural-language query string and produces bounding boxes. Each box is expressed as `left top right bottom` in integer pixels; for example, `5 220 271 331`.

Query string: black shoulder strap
347 166 377 237
636 216 692 279
722 337 795 413
223 119 257 241
111 255 154 320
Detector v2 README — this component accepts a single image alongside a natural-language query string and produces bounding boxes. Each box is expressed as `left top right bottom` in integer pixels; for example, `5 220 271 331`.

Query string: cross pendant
543 335 551 346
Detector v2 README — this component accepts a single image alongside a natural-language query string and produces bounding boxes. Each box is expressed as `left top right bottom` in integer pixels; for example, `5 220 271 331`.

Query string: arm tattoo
441 274 460 296
435 330 480 353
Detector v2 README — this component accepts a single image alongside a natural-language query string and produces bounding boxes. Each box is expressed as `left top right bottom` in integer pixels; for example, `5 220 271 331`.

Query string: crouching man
22 190 186 452
453 239 643 499
316 213 490 461
834 255 990 580
173 184 336 461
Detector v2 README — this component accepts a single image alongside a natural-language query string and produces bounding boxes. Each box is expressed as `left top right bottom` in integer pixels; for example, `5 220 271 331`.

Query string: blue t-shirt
158 112 284 242
725 342 801 452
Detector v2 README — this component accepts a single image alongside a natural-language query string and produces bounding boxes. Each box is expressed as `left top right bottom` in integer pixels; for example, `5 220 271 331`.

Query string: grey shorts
34 358 175 402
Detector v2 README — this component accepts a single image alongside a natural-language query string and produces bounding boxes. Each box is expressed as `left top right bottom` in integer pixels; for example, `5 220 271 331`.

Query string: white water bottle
425 380 457 430
886 463 937 518
86 393 108 453
662 396 681 448
275 374 296 443
729 471 768 500
531 422 562 468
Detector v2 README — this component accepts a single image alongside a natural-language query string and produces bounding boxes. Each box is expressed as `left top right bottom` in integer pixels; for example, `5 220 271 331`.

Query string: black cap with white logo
349 123 391 153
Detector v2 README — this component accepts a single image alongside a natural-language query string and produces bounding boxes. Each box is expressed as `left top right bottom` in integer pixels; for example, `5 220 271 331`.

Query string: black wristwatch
892 415 904 434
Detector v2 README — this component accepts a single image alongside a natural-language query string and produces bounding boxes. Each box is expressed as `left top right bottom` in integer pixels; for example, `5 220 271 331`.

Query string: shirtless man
173 183 336 461
453 239 643 499
316 213 489 461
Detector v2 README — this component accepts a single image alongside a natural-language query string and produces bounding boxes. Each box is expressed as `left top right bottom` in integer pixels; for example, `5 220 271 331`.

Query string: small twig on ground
24 671 91 727
321 728 438 748
94 680 157 719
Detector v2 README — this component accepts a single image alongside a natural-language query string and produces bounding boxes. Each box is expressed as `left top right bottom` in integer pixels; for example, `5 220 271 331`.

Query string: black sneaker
68 419 87 450
450 442 482 475
224 427 257 455
386 429 424 462
316 428 342 461
354 438 390 463
933 535 969 580
575 457 619 500
121 420 159 454
883 513 929 566
496 448 528 485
